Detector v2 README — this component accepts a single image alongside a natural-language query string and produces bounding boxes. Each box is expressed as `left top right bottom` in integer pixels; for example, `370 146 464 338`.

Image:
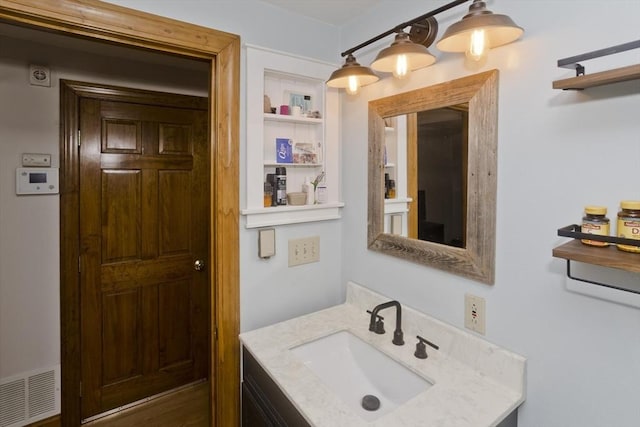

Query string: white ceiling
260 0 383 26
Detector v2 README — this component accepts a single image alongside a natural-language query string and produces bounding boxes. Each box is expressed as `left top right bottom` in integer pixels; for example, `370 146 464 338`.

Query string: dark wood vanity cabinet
242 347 518 427
242 347 311 427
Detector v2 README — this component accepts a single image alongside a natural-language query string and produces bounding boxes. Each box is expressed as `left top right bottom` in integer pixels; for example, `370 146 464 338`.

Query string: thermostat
16 167 59 195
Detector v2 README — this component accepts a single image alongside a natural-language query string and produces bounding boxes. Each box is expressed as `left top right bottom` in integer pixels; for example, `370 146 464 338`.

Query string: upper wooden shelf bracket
553 40 640 90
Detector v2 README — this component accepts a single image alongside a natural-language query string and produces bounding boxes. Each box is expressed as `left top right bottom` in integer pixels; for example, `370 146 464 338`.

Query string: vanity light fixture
370 31 436 79
326 0 522 94
326 54 380 95
436 0 524 61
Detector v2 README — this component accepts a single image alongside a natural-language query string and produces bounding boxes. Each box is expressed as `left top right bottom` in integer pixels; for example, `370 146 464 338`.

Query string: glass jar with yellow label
616 200 640 253
581 206 610 247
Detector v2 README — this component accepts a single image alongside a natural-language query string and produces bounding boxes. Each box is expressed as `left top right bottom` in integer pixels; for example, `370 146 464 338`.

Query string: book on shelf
275 138 293 163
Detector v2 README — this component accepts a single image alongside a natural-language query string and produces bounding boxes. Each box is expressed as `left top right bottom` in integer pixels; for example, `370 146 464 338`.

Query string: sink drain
361 394 380 411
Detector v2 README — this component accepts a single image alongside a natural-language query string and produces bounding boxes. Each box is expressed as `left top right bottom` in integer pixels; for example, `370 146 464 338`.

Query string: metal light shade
326 54 379 89
436 0 523 52
371 31 436 73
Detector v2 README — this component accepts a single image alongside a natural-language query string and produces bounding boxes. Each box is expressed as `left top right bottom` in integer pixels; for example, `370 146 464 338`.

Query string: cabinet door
242 348 311 426
242 382 275 427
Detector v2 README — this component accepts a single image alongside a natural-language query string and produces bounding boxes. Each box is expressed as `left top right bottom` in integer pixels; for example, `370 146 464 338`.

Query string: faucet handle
366 310 384 320
366 310 385 334
414 339 428 359
415 335 439 359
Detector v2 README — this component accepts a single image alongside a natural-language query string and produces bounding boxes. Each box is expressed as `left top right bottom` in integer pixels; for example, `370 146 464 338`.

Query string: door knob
194 259 205 271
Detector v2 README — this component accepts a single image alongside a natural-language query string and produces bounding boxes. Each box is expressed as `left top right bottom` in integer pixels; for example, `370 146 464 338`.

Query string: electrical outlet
464 294 486 335
288 236 320 267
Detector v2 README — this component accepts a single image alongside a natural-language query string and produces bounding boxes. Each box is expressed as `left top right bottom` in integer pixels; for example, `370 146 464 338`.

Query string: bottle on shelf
316 183 328 204
387 180 396 199
580 206 609 247
384 173 390 199
264 182 272 207
275 167 287 206
303 177 314 205
616 200 640 253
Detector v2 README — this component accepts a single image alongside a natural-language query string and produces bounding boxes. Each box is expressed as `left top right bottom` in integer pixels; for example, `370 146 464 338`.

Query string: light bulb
393 54 409 79
466 29 488 62
346 75 360 95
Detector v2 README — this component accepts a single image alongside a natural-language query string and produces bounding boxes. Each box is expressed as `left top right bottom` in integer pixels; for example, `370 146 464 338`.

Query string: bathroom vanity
242 347 311 426
240 282 525 426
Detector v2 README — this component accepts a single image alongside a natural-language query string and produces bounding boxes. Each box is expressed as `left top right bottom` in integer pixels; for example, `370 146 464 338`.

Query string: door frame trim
0 2 240 426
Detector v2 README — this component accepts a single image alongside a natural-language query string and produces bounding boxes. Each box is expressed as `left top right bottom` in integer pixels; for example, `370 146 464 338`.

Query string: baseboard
26 415 60 427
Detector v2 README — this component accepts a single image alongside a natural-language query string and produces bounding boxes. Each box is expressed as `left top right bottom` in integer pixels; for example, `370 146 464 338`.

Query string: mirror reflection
413 106 468 247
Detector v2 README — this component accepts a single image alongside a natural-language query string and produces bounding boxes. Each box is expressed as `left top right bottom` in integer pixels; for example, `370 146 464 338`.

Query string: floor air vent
0 366 59 427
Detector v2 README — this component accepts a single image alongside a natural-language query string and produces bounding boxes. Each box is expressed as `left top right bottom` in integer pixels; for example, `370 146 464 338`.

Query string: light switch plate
258 228 275 258
22 153 51 167
288 236 319 267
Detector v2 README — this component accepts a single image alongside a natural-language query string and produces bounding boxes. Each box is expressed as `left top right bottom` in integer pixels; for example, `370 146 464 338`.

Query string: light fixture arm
340 0 471 58
328 0 522 92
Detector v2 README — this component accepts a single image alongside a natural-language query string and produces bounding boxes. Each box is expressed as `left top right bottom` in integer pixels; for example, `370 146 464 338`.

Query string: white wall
339 1 640 427
105 0 340 63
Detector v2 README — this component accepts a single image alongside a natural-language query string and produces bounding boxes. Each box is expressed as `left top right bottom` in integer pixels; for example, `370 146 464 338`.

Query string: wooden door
78 89 209 420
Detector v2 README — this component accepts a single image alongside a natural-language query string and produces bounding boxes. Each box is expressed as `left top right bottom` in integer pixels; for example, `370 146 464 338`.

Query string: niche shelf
243 44 343 228
552 40 640 90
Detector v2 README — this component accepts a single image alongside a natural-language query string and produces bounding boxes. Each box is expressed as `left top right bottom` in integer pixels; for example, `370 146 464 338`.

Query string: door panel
158 280 192 368
79 93 209 420
159 171 191 255
159 123 192 155
102 289 142 384
101 170 141 262
102 120 140 153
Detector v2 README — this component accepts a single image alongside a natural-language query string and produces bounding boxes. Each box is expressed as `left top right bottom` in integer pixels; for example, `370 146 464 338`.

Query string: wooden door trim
0 2 240 426
407 113 418 240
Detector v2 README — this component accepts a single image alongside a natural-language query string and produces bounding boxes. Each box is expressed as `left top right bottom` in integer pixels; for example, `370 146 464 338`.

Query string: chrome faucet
368 300 404 346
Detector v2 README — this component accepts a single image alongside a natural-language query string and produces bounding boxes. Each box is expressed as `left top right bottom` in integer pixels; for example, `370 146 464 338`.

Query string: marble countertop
240 281 526 426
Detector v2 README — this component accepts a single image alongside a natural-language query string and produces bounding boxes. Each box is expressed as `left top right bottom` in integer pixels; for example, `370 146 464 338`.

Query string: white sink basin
290 330 432 421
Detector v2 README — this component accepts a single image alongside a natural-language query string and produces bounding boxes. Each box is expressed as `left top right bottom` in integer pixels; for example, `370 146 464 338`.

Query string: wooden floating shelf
552 64 640 90
552 239 640 273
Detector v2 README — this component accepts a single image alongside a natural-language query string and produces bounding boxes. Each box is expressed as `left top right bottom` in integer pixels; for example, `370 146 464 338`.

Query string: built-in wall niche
262 71 324 191
243 45 343 228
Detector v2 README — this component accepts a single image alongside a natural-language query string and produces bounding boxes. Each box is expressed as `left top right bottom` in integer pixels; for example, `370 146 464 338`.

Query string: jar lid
620 200 640 210
585 205 607 215
275 166 286 175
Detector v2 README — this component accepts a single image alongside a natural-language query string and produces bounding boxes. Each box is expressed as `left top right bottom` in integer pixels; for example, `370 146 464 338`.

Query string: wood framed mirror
368 70 498 284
